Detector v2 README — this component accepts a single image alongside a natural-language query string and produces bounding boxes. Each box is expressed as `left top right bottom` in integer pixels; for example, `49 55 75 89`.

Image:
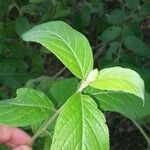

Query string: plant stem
54 67 66 78
124 1 150 23
32 108 61 142
133 120 150 149
114 24 124 63
94 43 107 62
13 0 23 16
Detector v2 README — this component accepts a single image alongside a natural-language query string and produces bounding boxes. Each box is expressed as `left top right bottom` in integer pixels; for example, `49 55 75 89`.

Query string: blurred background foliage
0 0 150 149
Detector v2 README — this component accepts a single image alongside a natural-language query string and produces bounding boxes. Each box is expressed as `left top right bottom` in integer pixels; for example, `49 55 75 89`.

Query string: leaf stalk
32 108 61 142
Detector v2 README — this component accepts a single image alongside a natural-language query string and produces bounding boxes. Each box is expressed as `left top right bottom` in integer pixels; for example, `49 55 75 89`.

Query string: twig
94 43 107 61
114 1 150 63
124 1 150 22
54 67 66 78
114 24 124 63
133 120 150 149
32 108 61 142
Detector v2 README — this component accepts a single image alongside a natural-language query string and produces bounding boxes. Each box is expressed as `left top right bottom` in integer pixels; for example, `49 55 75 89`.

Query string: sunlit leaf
86 66 145 120
0 88 55 126
51 93 109 150
22 21 93 79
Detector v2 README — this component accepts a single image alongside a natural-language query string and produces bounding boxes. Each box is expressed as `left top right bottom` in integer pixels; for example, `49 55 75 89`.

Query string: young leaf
85 66 145 120
90 66 144 100
51 93 109 150
99 26 122 42
0 88 55 126
22 21 93 79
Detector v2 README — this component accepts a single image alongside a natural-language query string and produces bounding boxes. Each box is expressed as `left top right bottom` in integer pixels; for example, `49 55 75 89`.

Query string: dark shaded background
0 0 150 149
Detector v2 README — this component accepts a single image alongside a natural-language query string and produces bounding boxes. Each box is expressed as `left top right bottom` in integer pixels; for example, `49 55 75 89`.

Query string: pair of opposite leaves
22 21 145 150
22 21 144 120
0 21 145 150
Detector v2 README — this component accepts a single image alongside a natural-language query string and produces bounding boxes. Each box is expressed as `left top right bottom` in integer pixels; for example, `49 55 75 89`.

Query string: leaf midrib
0 102 55 112
81 95 84 150
93 77 141 96
91 90 143 101
30 29 84 78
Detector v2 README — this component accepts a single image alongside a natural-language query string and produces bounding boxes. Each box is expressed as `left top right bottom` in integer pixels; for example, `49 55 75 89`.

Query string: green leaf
141 3 150 16
49 78 79 108
90 66 144 100
106 9 125 24
133 67 150 93
85 66 145 120
31 118 55 138
124 0 140 9
25 76 57 95
0 0 13 16
139 92 150 119
51 93 109 150
21 4 37 16
22 21 93 79
0 41 5 55
15 17 30 36
44 136 52 150
85 87 144 120
0 59 32 89
26 77 79 108
0 88 55 126
6 41 32 58
99 26 122 42
124 35 150 57
105 42 119 59
124 24 142 37
0 145 9 150
0 22 15 39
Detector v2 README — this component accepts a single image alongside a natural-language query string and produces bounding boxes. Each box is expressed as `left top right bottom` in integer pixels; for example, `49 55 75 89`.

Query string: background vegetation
0 0 150 149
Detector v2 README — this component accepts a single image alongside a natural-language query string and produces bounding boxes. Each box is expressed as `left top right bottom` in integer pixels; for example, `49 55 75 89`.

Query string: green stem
124 1 150 23
54 67 66 78
114 24 124 63
32 108 61 142
13 0 23 16
133 120 150 149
